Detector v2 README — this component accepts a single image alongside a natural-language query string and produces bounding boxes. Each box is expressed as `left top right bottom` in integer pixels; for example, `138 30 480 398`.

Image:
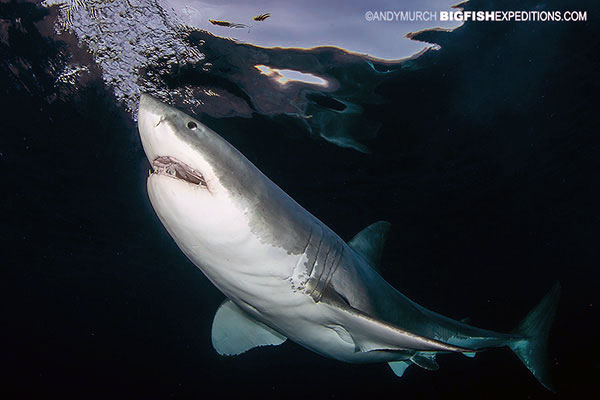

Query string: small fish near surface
208 19 248 29
253 13 271 22
137 95 560 391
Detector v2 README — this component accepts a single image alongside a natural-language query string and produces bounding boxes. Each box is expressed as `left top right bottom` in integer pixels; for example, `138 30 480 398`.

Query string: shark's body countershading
137 95 559 390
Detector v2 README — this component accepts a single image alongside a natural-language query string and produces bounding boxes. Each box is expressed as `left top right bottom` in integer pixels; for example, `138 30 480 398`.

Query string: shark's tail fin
508 282 561 392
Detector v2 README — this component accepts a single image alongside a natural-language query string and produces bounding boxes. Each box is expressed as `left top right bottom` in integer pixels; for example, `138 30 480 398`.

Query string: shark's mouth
152 156 208 189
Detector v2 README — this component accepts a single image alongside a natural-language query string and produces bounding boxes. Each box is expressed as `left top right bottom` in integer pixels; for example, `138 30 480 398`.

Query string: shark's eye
187 121 197 130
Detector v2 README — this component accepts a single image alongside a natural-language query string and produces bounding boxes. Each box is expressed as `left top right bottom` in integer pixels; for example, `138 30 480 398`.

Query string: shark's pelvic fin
211 299 287 356
388 352 439 377
410 353 439 370
331 299 472 354
348 221 391 269
388 361 411 377
508 282 561 392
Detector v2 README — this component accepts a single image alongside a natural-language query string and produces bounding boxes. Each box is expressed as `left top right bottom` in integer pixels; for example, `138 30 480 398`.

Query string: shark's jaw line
151 156 208 189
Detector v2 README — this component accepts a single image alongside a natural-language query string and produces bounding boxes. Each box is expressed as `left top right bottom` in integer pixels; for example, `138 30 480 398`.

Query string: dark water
2 0 599 398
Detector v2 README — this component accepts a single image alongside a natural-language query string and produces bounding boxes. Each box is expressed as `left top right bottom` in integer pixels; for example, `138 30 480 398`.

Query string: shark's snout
138 94 167 163
137 94 220 194
138 94 196 165
139 94 167 124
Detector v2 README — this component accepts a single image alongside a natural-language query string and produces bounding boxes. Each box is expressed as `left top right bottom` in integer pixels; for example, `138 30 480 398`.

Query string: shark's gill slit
152 156 208 189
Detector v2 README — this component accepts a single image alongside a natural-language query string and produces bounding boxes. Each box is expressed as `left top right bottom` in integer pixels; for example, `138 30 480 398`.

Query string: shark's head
138 94 255 255
138 94 313 270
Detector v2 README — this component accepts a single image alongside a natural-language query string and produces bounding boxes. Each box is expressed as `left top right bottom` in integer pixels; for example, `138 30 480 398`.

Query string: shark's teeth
151 156 208 189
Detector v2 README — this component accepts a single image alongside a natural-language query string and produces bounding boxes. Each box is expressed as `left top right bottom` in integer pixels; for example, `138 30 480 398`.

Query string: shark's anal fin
348 221 391 270
211 299 287 356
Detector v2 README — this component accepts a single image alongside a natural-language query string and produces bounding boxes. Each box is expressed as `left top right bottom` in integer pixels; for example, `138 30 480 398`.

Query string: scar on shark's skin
137 95 560 392
154 115 165 127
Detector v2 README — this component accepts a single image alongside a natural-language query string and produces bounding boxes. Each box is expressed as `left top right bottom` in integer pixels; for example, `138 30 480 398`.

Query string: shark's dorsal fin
348 221 391 269
211 299 287 356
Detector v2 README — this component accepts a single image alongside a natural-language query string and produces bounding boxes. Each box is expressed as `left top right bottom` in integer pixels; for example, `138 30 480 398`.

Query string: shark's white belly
181 232 394 364
148 176 400 364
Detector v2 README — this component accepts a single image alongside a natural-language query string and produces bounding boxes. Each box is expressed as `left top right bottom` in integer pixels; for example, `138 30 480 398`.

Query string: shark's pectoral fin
348 221 391 270
388 361 411 377
211 300 287 356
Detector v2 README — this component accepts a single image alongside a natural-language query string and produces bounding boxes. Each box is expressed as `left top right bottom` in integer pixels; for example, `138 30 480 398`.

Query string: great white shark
137 94 560 390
